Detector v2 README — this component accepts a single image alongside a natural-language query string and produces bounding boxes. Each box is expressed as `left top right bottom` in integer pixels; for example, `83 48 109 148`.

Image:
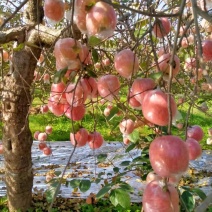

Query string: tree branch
102 0 180 17
28 25 62 47
0 26 29 44
0 0 29 31
196 5 212 23
195 193 212 212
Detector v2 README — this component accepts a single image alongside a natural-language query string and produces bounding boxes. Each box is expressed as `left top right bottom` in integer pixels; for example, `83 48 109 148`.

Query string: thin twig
0 0 29 30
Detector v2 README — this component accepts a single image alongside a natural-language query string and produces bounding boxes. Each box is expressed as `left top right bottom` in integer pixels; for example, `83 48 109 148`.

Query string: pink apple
114 49 139 79
153 18 171 38
38 132 48 142
149 135 189 177
119 119 134 135
187 125 204 142
97 75 120 101
186 138 202 160
157 53 180 79
40 105 49 113
45 126 53 135
44 0 65 22
142 89 177 126
131 78 156 104
86 1 117 39
143 180 179 212
70 128 89 147
88 131 104 149
34 131 40 140
202 40 212 62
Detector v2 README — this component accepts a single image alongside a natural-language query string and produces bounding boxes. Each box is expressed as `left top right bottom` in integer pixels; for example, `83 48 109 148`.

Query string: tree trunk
2 47 41 211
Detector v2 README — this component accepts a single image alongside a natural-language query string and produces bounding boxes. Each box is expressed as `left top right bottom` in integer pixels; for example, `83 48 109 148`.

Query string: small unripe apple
0 144 3 154
45 126 53 135
34 131 40 140
38 132 47 142
43 147 52 155
119 119 134 135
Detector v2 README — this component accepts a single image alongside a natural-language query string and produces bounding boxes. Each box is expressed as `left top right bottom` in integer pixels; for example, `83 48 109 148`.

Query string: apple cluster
33 126 53 156
142 124 204 211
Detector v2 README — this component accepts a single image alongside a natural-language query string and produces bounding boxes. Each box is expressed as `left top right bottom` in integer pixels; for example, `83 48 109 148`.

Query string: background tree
0 0 212 211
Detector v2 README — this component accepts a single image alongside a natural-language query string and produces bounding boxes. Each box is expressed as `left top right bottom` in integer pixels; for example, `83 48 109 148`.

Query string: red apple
64 104 86 121
39 142 47 151
65 82 88 107
43 147 52 156
38 132 47 142
143 180 179 212
186 138 202 160
131 78 156 104
97 75 120 101
157 53 180 80
149 135 189 177
86 1 117 39
88 131 104 149
119 119 134 135
142 89 177 126
40 105 49 114
45 126 53 135
146 171 162 184
0 144 4 154
34 131 40 140
187 125 204 141
202 40 212 62
48 96 65 117
44 0 65 22
70 128 89 147
153 18 171 38
54 38 82 70
114 49 139 79
80 77 98 99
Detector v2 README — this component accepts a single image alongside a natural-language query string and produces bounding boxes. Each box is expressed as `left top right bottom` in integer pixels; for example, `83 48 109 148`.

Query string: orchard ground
0 141 212 211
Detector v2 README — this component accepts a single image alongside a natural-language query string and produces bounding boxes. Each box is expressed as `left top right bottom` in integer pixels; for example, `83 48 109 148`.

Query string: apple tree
0 0 212 211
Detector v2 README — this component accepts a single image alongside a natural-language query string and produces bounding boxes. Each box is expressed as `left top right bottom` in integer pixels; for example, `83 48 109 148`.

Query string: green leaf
69 179 81 188
181 191 195 212
79 179 91 192
88 36 102 46
149 72 163 82
125 143 136 153
87 69 98 78
113 167 119 173
132 156 143 163
97 154 107 163
106 107 119 121
114 189 131 208
110 190 119 207
53 67 68 84
54 171 61 176
45 181 60 203
119 183 133 192
120 161 131 166
190 188 206 200
13 43 25 51
92 49 99 63
96 184 112 198
128 129 140 143
135 18 148 29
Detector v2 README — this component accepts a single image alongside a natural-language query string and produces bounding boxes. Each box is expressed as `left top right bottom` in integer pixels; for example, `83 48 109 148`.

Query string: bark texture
2 47 41 211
